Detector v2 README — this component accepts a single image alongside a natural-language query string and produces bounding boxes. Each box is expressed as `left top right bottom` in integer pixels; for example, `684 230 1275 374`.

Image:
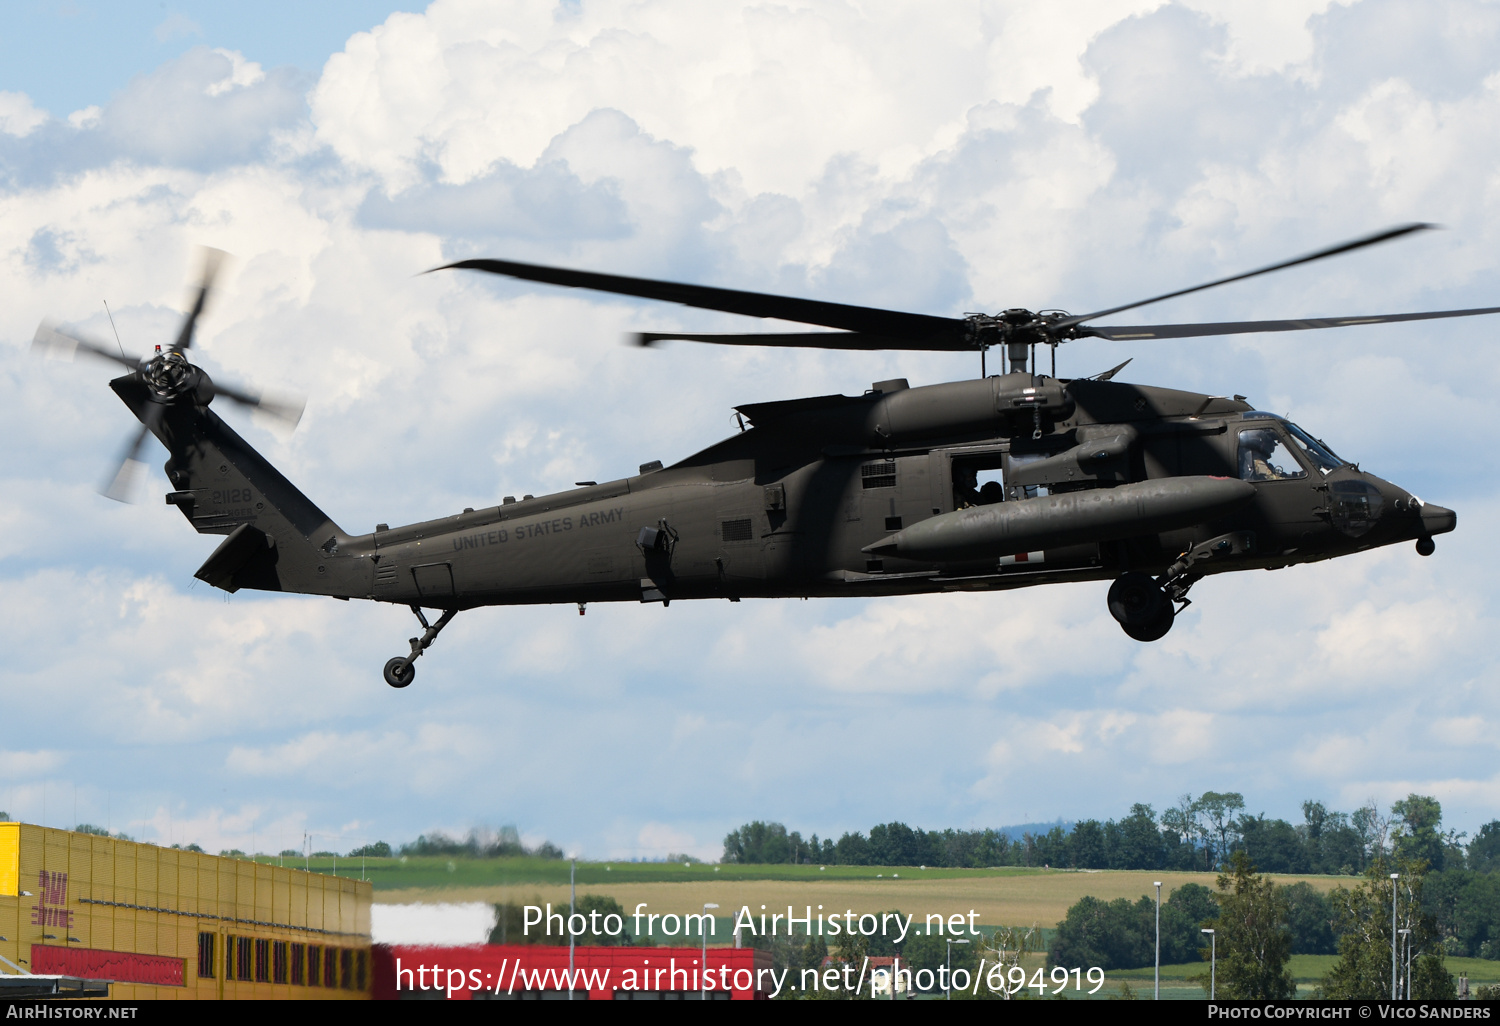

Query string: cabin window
1238 428 1307 481
861 461 896 489
291 943 306 986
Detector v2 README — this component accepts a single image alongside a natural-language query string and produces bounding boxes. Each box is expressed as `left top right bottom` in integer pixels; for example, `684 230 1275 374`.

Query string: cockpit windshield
1238 412 1345 479
1282 421 1346 474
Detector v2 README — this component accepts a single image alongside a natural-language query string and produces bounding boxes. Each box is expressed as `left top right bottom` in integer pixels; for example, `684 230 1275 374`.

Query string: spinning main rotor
435 223 1500 373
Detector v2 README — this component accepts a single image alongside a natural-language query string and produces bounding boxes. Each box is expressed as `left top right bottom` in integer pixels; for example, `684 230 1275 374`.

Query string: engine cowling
865 374 1073 443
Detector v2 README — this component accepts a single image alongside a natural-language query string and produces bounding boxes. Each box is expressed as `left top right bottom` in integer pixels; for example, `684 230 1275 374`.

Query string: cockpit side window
1238 427 1308 481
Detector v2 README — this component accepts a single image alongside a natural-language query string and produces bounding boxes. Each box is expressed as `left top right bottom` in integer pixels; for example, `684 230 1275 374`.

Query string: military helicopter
36 225 1486 688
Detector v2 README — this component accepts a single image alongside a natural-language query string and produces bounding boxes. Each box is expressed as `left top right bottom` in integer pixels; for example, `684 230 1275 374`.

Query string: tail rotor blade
33 321 142 370
101 416 155 503
211 379 306 429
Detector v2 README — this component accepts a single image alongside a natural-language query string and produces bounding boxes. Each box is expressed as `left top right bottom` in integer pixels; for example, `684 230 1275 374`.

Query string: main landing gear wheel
1121 602 1175 642
384 657 415 688
1108 571 1176 642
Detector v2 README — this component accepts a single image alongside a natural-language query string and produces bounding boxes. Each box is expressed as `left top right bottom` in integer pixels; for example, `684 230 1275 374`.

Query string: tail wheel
384 657 416 688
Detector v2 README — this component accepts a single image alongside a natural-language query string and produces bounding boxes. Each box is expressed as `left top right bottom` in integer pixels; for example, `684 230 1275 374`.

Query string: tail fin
112 375 372 598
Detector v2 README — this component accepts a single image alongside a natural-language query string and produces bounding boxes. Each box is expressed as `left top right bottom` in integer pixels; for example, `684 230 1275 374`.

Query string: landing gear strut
384 605 458 688
1107 532 1255 641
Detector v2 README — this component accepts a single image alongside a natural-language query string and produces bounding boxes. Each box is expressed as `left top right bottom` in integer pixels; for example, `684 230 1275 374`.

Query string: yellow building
0 822 371 999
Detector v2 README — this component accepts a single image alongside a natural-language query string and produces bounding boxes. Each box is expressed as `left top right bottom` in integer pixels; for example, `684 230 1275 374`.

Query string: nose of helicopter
1372 478 1455 554
1383 483 1455 556
1420 501 1457 537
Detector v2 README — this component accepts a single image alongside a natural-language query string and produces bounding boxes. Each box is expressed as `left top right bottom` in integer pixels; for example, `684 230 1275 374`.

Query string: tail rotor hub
146 350 194 398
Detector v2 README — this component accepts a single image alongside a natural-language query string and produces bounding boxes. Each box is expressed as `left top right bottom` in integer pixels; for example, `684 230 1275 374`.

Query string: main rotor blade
101 405 162 503
632 330 966 351
1056 223 1437 331
171 246 228 353
33 321 142 370
434 258 965 341
211 379 306 428
1080 304 1500 340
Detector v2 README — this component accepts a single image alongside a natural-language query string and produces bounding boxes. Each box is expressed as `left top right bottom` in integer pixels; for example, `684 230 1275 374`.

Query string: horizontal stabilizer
195 523 273 592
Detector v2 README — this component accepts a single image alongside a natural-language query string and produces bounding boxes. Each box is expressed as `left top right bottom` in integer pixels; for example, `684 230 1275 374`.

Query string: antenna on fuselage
103 300 127 362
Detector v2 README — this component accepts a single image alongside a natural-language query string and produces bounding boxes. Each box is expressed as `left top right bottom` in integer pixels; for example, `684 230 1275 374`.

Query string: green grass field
260 853 1044 888
256 855 1348 945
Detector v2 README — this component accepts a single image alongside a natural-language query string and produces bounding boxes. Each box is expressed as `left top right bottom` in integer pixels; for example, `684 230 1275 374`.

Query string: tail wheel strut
384 605 458 688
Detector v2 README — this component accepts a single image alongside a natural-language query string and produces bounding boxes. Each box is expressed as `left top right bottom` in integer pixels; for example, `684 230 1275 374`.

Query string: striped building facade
0 822 372 999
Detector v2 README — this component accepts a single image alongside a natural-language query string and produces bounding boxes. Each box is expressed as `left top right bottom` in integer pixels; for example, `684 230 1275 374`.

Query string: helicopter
35 225 1485 688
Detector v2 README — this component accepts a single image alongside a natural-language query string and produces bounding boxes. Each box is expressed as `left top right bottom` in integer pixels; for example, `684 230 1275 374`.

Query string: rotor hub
146 350 194 398
962 309 1071 374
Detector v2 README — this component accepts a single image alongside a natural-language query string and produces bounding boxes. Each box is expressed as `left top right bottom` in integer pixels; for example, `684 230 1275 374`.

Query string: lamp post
1390 872 1400 1001
946 938 969 1000
1154 881 1162 1000
569 857 576 1001
1398 929 1411 1000
702 903 719 1000
1201 929 1215 1000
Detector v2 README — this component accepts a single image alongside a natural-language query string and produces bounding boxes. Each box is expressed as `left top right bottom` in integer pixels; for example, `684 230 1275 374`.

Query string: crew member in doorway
954 465 981 507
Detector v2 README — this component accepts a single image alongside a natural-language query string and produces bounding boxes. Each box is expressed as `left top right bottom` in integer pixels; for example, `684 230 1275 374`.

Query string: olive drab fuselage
129 370 1453 615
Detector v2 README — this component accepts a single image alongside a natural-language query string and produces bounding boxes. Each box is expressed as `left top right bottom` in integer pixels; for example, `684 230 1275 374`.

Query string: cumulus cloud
0 91 48 138
361 156 629 243
86 47 308 170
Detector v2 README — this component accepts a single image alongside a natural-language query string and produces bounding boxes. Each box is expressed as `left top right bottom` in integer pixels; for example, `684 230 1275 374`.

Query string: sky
2 0 1500 862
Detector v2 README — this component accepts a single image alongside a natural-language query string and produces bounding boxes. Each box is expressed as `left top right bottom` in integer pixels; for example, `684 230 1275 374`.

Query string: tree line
723 792 1499 875
1051 850 1498 999
41 821 568 862
359 826 566 860
1043 795 1500 998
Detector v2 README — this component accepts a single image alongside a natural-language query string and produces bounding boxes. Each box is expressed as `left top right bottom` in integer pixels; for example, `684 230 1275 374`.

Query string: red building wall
373 944 773 1000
